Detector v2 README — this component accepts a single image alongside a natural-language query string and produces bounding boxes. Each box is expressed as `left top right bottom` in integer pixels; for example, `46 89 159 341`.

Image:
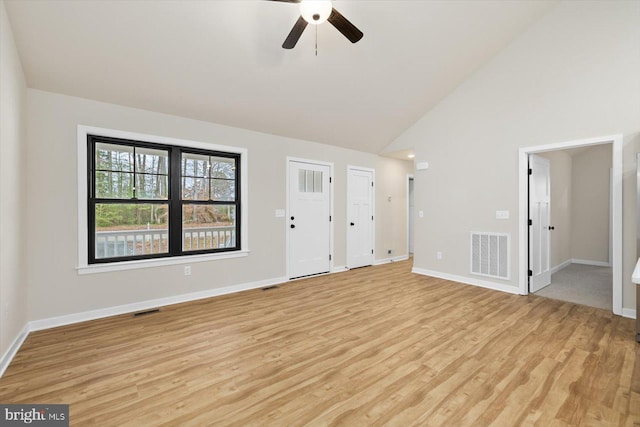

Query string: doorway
287 158 332 279
347 166 374 269
519 135 622 315
528 146 613 310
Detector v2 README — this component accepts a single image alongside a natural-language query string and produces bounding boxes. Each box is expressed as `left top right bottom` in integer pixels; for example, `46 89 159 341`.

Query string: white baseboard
29 276 287 332
621 308 636 320
331 266 348 273
551 259 611 275
412 267 521 295
0 323 30 378
550 260 572 275
571 258 611 267
373 254 409 265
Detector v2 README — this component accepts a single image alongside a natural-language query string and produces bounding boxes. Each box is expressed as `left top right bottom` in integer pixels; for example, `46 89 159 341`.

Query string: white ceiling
5 0 557 154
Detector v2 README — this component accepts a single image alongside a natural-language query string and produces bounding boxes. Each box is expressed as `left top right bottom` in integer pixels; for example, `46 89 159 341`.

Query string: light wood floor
1 260 639 426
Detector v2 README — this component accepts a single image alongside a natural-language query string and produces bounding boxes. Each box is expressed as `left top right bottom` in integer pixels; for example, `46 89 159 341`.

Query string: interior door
347 167 374 268
288 160 331 279
529 154 551 292
409 177 414 254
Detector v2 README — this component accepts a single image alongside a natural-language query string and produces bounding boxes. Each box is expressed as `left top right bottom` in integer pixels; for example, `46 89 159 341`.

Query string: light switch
419 210 424 218
496 210 509 219
275 209 285 217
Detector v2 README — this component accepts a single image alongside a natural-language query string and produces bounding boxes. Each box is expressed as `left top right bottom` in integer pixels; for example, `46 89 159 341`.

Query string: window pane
96 171 133 199
211 179 235 201
94 203 169 259
182 204 236 251
135 147 168 175
182 153 209 178
314 171 322 193
298 170 306 192
210 157 236 179
182 176 210 200
306 170 314 192
95 143 133 172
135 174 168 199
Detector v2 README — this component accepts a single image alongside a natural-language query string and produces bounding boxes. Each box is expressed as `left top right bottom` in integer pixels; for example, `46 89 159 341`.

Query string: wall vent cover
470 232 510 280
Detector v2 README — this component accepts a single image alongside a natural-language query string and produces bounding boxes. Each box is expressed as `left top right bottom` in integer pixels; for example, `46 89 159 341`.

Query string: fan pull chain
315 25 318 56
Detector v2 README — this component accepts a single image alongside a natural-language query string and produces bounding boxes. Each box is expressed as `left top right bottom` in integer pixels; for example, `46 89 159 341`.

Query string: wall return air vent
470 232 510 280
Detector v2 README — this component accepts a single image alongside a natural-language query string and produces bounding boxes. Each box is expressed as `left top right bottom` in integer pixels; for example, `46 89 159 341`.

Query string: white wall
386 1 640 311
540 145 612 269
0 0 28 358
571 144 612 264
25 89 412 322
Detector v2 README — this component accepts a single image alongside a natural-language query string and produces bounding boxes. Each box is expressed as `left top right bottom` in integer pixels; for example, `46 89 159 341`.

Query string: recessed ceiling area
4 0 558 154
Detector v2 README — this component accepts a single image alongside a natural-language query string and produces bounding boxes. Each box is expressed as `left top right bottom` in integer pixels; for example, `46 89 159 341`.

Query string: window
298 169 323 193
88 135 241 264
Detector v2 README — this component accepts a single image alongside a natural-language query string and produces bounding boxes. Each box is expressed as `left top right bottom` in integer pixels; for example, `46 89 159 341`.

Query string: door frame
286 157 334 280
518 134 622 315
406 174 414 255
346 165 375 268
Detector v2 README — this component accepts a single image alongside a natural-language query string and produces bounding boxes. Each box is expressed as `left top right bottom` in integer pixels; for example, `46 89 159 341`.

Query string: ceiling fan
270 0 364 49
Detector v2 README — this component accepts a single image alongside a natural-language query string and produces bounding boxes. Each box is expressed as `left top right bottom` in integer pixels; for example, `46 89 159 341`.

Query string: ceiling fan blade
267 0 300 2
327 8 363 44
283 16 308 49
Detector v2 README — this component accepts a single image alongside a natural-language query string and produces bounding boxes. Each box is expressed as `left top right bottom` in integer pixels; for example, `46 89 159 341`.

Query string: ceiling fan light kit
271 0 364 50
300 0 332 24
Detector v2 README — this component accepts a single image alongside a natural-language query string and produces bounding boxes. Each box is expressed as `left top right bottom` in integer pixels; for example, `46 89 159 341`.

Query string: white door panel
289 161 331 279
347 167 374 269
529 154 551 292
409 177 414 254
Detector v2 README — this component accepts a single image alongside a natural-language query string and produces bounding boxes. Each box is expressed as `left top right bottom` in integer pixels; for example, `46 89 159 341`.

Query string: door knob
350 222 355 226
548 226 555 230
290 224 295 229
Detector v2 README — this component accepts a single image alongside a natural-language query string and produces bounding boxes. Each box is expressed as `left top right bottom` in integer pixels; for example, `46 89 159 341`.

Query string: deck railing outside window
95 226 235 259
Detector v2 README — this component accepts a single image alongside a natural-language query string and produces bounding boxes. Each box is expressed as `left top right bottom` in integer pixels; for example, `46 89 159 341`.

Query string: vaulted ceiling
4 0 557 154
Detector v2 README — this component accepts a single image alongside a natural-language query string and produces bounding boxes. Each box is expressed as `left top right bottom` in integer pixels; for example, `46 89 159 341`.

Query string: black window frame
88 135 241 264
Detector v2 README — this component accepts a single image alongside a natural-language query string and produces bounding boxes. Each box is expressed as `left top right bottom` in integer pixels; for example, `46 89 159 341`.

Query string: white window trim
76 125 249 274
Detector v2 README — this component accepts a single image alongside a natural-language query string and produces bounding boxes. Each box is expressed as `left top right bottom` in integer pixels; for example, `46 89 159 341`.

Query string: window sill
76 250 249 275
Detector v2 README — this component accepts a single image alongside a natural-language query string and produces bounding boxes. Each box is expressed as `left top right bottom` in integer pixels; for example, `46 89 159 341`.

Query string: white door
529 154 551 292
408 177 415 254
347 167 374 268
288 160 331 279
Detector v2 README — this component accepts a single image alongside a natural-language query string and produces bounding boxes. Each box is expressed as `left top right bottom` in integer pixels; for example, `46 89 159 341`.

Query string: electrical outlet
436 251 443 260
184 266 192 276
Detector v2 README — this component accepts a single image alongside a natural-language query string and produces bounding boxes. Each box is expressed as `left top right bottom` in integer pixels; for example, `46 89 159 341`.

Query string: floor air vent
133 308 160 317
470 232 510 280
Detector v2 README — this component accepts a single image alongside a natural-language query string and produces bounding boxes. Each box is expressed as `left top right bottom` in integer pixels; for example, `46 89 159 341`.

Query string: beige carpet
534 263 612 310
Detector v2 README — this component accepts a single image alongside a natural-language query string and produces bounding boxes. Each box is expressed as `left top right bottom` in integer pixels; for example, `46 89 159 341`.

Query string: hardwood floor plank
0 260 638 426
